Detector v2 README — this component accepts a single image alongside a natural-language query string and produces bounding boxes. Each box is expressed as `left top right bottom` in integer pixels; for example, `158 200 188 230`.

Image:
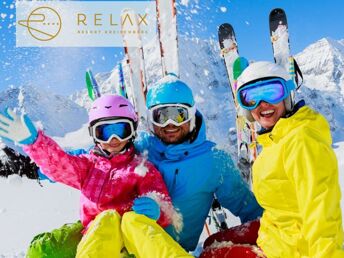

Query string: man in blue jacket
137 74 262 252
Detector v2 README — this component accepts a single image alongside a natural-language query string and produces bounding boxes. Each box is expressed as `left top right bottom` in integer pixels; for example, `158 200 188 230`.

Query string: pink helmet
88 95 138 126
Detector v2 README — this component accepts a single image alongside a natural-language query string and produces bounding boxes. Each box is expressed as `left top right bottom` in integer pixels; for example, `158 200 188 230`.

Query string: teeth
166 129 178 132
261 110 274 115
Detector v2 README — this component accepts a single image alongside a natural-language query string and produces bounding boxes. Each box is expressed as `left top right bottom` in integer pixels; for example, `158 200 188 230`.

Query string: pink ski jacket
24 132 175 229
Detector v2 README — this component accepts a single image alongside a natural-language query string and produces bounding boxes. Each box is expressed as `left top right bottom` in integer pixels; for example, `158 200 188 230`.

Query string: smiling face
250 101 286 130
99 138 128 154
153 122 190 144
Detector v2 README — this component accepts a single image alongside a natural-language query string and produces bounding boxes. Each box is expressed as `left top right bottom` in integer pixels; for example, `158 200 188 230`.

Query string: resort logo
16 1 156 47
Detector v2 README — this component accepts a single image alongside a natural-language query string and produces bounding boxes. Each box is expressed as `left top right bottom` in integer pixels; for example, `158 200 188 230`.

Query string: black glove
0 146 39 179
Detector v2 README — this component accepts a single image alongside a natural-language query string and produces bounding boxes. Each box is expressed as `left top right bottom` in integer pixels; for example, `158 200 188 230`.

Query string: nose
258 101 271 108
164 123 178 129
108 137 120 144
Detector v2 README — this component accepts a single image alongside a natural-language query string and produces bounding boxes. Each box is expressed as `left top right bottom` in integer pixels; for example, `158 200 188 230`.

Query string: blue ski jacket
135 112 263 251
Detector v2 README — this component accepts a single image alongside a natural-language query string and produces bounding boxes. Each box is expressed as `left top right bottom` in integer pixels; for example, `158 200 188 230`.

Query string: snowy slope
0 177 79 257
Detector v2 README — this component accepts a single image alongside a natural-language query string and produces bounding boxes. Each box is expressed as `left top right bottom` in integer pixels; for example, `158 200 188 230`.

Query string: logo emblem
18 6 62 41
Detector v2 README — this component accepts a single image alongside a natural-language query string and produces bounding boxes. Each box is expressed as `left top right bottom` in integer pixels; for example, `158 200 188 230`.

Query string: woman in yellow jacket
235 61 344 258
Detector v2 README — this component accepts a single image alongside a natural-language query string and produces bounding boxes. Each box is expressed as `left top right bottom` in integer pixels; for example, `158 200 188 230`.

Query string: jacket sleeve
136 160 180 229
285 129 344 257
23 131 92 189
213 149 263 223
37 148 90 182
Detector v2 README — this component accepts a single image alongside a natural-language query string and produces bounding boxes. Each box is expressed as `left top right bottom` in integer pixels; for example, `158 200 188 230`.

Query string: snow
0 176 79 256
180 0 190 7
220 7 227 13
133 158 148 177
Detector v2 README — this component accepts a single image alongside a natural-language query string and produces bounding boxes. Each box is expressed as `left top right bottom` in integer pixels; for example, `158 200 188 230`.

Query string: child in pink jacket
0 95 189 258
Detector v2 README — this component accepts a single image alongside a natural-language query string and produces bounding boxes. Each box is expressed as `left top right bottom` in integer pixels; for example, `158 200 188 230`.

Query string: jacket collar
91 144 135 167
257 105 331 147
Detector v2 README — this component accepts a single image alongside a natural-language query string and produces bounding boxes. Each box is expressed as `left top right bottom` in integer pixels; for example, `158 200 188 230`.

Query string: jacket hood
257 106 332 147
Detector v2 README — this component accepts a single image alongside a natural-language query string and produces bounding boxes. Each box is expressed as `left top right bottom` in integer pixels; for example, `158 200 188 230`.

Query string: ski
121 9 147 120
156 0 179 77
269 8 291 71
218 24 256 185
85 69 101 100
218 23 239 97
233 57 257 184
269 8 304 101
117 62 128 98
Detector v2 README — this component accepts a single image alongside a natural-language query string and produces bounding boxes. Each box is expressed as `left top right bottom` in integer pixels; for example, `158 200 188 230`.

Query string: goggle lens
238 80 287 110
95 122 132 142
152 106 189 126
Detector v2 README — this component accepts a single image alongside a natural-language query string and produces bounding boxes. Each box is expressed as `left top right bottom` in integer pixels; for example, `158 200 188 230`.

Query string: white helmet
236 61 295 122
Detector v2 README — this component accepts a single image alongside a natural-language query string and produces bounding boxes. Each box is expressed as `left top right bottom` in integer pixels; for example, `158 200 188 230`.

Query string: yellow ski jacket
252 106 344 258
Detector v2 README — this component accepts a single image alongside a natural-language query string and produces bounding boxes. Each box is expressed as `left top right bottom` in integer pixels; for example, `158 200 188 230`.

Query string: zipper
171 169 179 195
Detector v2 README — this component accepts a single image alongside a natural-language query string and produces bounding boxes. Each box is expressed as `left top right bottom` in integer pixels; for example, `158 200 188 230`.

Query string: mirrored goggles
148 104 195 127
237 78 295 110
90 119 135 143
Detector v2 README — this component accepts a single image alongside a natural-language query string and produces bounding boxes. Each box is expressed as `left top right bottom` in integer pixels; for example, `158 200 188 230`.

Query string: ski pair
117 0 179 120
218 8 300 188
85 0 180 118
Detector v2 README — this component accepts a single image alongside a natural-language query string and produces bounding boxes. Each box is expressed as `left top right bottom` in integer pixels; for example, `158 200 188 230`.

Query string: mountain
0 84 88 152
295 38 344 95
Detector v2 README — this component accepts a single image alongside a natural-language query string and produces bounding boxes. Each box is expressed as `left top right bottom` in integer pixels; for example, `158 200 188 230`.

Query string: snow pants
200 219 266 258
76 210 193 258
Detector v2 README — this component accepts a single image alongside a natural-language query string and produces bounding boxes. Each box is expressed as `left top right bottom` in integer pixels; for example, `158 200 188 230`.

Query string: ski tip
218 23 236 49
218 23 234 34
269 8 286 16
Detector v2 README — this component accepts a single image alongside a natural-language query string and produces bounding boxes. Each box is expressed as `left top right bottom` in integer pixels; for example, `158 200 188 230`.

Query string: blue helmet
146 74 195 108
146 74 196 132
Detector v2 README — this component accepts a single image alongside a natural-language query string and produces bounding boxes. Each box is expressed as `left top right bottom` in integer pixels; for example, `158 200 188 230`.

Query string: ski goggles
237 78 295 110
148 104 196 127
90 119 135 143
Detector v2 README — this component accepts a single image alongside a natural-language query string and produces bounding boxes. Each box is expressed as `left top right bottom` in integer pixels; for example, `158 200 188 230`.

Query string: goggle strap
286 79 296 92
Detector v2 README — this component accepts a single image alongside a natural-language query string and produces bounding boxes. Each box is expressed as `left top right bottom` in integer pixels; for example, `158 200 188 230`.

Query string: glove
0 108 38 145
132 196 160 221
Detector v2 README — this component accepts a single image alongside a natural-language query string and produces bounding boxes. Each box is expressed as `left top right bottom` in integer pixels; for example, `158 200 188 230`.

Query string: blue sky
0 0 343 96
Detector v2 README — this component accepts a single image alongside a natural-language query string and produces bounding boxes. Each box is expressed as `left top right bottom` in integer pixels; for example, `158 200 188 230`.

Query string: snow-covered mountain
295 38 344 95
0 85 88 137
0 85 88 153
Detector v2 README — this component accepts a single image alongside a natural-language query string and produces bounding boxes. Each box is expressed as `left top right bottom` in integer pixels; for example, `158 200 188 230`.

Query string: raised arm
0 109 91 189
